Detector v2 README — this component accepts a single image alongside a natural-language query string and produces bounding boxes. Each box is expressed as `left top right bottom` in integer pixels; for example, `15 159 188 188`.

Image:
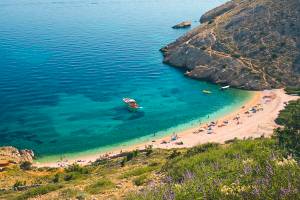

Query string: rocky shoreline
0 146 34 168
161 0 300 90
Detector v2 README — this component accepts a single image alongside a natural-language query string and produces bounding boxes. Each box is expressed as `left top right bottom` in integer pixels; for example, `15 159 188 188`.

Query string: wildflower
275 156 297 167
163 188 175 200
243 165 252 175
242 158 254 165
221 185 233 195
220 183 251 195
165 176 173 184
182 170 195 182
174 183 182 190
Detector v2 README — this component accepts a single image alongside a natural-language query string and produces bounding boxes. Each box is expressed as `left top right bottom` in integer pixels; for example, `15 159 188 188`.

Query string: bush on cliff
275 99 300 158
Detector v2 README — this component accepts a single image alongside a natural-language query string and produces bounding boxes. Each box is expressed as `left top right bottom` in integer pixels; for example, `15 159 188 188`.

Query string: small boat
221 85 230 90
202 90 212 94
123 98 141 111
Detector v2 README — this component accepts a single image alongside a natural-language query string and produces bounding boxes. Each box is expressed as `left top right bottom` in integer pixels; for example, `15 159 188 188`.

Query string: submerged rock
172 21 191 29
162 0 300 90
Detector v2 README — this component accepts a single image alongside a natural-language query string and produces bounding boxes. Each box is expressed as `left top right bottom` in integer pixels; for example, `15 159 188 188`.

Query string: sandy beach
34 89 298 168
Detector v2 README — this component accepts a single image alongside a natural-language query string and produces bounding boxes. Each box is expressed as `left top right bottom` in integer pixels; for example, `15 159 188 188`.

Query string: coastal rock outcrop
0 146 34 167
200 1 237 23
172 21 192 29
162 0 300 90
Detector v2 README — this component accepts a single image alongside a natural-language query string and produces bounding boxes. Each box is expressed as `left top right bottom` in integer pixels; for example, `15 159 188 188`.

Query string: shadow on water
112 105 145 121
127 111 145 120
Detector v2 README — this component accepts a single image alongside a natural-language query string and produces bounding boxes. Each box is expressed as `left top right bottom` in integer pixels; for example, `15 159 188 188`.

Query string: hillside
161 0 300 90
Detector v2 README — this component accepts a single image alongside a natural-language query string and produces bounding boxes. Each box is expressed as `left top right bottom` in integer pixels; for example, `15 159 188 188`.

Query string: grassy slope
0 100 299 200
128 139 300 200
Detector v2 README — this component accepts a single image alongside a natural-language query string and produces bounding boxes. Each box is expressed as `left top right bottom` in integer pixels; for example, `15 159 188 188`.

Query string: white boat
221 85 230 90
122 98 136 104
122 98 141 111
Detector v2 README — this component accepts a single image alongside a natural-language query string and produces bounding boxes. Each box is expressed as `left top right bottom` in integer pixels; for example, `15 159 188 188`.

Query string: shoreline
34 89 298 168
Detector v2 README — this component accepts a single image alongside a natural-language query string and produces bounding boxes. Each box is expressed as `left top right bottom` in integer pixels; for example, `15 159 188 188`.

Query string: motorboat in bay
202 90 212 94
122 98 142 111
220 85 230 90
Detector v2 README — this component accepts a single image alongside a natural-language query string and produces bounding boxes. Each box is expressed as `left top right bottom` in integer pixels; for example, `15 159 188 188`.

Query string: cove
0 0 250 161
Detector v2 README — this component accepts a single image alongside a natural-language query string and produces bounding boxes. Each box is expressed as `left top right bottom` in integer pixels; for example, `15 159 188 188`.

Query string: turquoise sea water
0 0 250 161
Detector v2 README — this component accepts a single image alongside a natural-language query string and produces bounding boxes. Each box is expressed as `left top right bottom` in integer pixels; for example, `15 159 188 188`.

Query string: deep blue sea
0 0 250 161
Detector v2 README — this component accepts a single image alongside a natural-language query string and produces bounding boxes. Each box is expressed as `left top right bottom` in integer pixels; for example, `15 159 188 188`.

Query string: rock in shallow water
172 21 191 29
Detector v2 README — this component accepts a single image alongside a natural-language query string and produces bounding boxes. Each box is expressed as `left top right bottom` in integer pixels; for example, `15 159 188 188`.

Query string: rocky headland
161 0 300 90
0 146 34 168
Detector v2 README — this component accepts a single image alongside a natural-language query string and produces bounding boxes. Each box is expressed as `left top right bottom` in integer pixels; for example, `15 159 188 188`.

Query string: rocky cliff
161 0 300 90
0 146 34 167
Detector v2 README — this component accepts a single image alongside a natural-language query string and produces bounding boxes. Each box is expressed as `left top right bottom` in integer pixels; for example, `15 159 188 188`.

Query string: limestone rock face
162 0 300 90
0 146 34 167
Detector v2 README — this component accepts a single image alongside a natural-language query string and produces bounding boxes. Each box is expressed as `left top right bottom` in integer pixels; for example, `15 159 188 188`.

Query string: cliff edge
161 0 300 90
0 146 34 168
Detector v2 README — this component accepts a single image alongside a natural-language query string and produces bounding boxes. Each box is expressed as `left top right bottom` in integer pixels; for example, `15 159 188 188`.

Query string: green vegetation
120 166 157 179
231 53 241 58
128 100 300 200
133 174 149 186
19 161 32 170
85 179 115 194
285 87 300 96
13 180 26 190
59 188 82 199
15 184 62 200
128 139 300 200
275 99 300 158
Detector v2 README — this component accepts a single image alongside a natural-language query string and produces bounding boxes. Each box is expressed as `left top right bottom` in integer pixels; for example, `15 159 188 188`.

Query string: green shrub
145 145 153 156
52 173 60 183
59 188 81 198
271 53 278 59
64 173 76 181
275 99 299 128
121 157 126 167
126 150 139 161
20 161 32 170
285 87 300 96
232 53 241 58
275 99 300 158
65 163 88 174
201 46 207 50
13 180 26 190
186 143 219 157
85 179 115 194
121 166 157 179
15 184 62 200
133 174 148 186
208 20 214 24
168 150 181 159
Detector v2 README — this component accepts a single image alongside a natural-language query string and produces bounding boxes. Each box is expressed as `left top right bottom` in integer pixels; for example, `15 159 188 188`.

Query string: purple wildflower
183 170 195 182
163 188 175 200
